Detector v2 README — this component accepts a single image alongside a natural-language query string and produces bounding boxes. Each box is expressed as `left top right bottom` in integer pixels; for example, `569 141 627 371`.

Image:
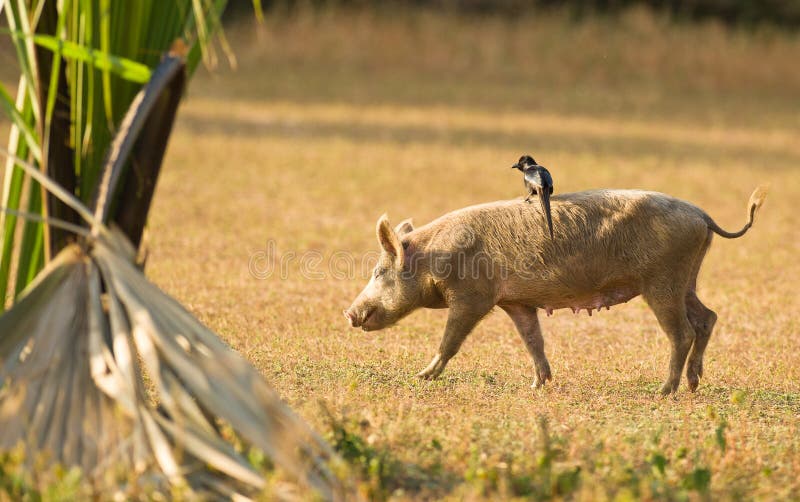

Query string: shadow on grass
697 385 800 413
179 109 800 168
568 376 800 414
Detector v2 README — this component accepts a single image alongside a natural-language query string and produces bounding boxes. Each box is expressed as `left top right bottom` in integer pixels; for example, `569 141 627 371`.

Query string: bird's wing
540 167 554 191
524 168 544 188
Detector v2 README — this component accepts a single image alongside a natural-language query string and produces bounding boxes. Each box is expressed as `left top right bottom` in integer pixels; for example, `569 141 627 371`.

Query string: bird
512 155 554 238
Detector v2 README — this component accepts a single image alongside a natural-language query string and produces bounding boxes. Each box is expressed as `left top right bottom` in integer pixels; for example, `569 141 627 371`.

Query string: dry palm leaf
0 154 347 500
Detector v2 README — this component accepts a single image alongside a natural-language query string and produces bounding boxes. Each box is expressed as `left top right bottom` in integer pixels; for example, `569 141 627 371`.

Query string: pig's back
413 190 709 303
420 189 706 249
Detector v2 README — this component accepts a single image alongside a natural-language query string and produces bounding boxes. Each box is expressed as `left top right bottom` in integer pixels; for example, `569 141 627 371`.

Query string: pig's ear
376 214 404 266
394 218 414 237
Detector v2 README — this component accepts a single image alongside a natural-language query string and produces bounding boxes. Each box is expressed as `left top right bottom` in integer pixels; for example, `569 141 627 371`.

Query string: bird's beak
511 163 520 169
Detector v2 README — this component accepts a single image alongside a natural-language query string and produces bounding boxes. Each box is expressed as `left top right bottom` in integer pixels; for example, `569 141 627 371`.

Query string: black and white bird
512 155 554 238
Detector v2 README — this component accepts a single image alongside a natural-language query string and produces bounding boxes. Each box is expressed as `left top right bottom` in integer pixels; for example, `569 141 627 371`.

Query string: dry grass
3 6 800 500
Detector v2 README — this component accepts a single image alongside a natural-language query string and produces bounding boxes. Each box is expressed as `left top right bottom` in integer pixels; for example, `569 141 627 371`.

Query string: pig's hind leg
685 231 717 392
685 291 717 391
417 300 493 380
643 278 696 396
502 304 552 388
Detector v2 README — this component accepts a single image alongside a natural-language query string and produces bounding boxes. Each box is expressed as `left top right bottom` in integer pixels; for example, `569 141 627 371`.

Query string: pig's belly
498 282 640 317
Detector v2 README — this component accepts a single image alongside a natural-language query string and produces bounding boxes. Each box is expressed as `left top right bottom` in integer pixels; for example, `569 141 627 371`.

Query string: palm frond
0 224 348 500
0 79 36 306
0 82 42 163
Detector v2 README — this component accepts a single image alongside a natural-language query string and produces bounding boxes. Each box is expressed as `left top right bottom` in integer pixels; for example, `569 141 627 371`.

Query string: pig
344 187 767 395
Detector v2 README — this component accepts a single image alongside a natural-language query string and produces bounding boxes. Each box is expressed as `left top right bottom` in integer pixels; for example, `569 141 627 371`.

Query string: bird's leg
525 188 536 203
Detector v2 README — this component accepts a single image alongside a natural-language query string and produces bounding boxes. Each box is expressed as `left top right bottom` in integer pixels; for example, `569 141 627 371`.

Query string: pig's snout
343 309 357 327
343 306 376 329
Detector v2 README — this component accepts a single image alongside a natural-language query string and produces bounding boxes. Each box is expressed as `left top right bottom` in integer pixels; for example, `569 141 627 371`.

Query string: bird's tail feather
539 190 554 239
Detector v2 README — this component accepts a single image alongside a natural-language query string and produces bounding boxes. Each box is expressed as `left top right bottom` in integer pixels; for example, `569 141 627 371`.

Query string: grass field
3 6 800 500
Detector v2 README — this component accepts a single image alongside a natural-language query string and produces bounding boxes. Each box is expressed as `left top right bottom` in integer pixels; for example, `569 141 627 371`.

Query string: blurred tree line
226 0 800 29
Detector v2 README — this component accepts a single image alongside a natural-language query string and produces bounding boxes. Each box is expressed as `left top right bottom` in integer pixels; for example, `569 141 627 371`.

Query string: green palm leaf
32 33 153 83
0 0 244 309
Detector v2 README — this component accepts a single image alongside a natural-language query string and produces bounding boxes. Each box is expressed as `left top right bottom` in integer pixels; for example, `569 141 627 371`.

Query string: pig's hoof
417 354 444 380
659 381 679 397
532 362 552 388
416 364 444 380
686 359 703 392
416 369 440 380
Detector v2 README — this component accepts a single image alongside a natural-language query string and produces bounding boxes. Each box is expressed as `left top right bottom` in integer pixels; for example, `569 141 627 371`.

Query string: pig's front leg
417 301 493 380
501 304 552 388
